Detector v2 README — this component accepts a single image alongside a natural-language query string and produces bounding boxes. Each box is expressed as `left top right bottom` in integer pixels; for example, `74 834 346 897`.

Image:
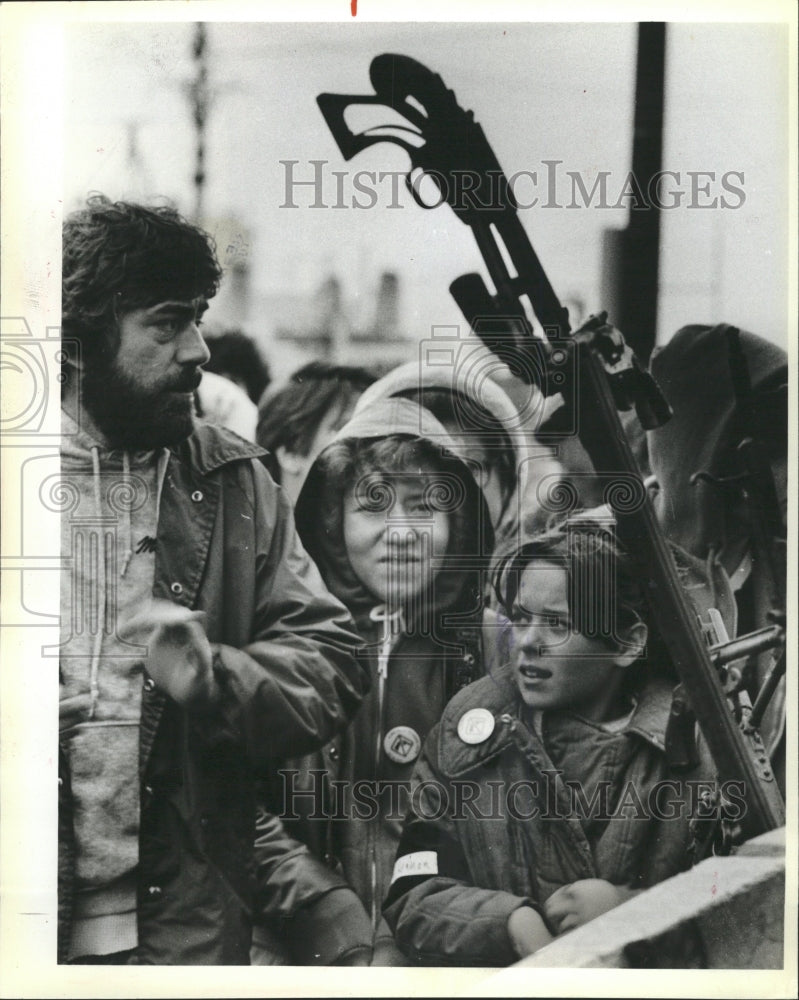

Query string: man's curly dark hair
62 195 223 362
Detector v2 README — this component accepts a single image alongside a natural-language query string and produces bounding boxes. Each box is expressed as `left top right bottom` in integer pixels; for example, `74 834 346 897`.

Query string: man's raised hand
120 599 217 709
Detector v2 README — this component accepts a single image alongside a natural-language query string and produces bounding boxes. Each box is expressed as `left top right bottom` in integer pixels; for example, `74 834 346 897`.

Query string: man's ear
613 621 648 669
275 446 305 478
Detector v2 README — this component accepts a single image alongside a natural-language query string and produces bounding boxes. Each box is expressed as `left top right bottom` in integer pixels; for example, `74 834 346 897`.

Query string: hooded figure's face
343 465 451 609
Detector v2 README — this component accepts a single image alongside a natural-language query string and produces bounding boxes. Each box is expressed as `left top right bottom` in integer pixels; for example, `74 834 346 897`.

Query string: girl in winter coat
383 513 733 966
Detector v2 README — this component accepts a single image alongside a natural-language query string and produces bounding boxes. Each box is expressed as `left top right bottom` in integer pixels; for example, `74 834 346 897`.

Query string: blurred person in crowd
196 368 258 441
256 360 377 504
196 329 271 441
646 323 787 791
58 195 367 965
203 328 272 404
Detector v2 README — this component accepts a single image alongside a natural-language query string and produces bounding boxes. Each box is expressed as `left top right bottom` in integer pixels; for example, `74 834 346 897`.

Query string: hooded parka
257 397 496 959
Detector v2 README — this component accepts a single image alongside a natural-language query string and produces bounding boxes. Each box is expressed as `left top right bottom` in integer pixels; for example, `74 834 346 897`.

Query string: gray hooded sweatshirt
59 410 169 957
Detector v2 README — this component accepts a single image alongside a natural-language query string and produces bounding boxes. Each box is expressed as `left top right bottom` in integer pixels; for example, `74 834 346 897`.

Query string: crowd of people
57 195 787 967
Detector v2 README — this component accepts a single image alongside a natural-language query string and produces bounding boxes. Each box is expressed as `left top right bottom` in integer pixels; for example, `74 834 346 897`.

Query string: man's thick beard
82 359 201 451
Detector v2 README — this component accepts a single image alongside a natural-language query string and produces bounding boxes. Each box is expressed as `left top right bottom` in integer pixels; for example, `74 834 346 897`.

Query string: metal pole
190 22 209 223
617 22 666 362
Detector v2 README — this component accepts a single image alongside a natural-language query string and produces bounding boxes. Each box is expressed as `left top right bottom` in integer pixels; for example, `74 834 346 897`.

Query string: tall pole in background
184 25 254 329
189 22 209 224
602 23 666 362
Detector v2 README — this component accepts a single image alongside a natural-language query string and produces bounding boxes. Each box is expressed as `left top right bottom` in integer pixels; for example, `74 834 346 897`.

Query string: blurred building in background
206 215 253 329
251 269 413 382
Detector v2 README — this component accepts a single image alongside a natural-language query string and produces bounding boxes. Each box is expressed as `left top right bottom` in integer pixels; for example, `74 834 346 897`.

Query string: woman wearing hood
350 351 562 552
255 395 497 965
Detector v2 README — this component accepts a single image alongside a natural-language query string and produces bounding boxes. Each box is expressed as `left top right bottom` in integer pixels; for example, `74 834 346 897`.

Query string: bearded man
57 196 367 964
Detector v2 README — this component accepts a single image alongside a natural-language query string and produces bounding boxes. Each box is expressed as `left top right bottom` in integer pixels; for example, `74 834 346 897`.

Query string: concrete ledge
514 828 785 969
735 826 786 857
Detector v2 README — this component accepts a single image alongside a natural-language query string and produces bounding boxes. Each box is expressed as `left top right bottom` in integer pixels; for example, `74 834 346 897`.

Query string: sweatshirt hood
351 356 536 529
61 410 162 470
295 396 494 630
353 355 529 443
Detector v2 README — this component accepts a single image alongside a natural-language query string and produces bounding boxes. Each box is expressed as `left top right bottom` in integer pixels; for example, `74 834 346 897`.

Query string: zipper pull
370 604 404 679
120 549 133 578
379 632 391 681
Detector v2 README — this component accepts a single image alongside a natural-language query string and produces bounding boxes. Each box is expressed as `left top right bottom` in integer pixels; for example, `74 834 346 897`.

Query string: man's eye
155 318 181 337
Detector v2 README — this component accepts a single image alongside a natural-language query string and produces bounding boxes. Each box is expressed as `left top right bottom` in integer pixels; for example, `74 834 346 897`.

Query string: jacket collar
62 406 266 477
438 666 676 778
622 676 675 752
170 420 266 475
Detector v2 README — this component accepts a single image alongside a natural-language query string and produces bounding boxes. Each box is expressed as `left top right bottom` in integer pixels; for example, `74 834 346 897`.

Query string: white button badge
383 726 422 764
457 708 495 745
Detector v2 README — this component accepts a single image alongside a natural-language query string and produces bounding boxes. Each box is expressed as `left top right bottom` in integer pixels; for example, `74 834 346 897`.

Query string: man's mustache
172 367 203 392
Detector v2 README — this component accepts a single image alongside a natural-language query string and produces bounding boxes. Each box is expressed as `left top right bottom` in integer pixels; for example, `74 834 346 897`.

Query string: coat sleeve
208 460 369 764
254 805 373 965
254 804 347 916
382 730 535 967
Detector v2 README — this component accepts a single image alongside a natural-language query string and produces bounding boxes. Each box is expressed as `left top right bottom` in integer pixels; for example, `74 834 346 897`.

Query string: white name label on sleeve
391 851 439 883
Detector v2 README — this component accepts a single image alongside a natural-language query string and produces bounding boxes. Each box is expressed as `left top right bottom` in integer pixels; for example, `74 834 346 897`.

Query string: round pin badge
383 726 422 764
457 708 495 745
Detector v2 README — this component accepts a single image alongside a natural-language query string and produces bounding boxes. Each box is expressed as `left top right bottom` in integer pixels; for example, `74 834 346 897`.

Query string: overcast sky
61 18 790 349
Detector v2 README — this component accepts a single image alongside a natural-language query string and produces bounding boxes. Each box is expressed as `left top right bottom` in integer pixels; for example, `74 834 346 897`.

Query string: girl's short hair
393 387 517 516
317 434 468 528
493 513 648 647
320 434 457 488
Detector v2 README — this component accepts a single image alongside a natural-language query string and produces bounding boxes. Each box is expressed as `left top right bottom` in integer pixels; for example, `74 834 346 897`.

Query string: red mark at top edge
351 0 357 15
